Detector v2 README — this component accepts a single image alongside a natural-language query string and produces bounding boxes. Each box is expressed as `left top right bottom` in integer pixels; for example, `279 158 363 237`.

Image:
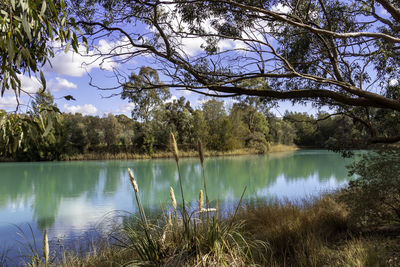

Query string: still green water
0 150 353 260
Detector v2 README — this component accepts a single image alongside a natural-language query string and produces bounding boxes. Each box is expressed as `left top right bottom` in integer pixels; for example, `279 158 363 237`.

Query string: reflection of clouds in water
51 196 116 238
9 197 32 212
256 173 348 200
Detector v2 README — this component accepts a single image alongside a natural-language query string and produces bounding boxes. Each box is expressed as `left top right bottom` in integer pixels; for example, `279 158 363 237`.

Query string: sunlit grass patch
238 196 350 266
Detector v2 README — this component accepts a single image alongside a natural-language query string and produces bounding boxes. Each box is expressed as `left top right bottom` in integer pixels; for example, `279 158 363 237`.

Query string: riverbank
0 145 298 162
63 144 299 161
16 192 399 267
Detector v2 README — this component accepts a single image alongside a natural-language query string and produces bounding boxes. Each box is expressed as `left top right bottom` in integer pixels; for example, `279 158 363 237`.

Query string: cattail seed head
128 168 139 193
198 190 203 211
170 132 179 163
170 187 177 214
197 139 204 168
168 211 172 226
216 199 219 218
43 230 49 264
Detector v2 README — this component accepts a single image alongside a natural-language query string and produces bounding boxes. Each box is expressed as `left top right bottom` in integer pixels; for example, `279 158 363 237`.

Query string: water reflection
0 150 353 245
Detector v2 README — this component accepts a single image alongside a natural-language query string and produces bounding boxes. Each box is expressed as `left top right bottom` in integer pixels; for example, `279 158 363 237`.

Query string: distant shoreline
64 144 299 161
0 144 299 162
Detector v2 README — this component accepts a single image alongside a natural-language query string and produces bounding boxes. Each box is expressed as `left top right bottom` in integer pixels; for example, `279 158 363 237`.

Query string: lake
0 150 354 263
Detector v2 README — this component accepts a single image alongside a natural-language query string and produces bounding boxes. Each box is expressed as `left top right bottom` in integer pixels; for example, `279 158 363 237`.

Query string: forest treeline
0 93 365 161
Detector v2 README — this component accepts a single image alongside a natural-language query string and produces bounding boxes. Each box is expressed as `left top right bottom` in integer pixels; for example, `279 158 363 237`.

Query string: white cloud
97 37 137 60
116 102 136 114
44 40 120 77
0 96 18 110
194 98 208 107
17 74 41 93
271 3 291 14
151 4 236 57
224 98 238 110
63 103 98 115
193 97 237 110
389 79 398 86
165 95 178 103
45 48 92 77
175 89 192 97
48 77 78 92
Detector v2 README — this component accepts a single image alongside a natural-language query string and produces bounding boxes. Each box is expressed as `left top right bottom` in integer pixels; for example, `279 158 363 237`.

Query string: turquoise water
0 150 354 262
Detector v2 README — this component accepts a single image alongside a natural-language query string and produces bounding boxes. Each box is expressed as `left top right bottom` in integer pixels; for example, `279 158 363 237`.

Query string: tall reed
198 140 209 208
169 186 177 218
126 168 162 262
43 230 49 266
170 133 189 236
121 135 250 265
198 190 203 211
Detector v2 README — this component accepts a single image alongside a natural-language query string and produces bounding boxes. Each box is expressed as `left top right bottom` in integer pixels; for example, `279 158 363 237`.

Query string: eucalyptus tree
201 99 239 150
230 98 270 151
122 67 170 123
69 0 400 146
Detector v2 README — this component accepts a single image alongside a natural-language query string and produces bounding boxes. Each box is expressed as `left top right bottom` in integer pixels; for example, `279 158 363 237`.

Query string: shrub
245 132 270 153
340 148 400 227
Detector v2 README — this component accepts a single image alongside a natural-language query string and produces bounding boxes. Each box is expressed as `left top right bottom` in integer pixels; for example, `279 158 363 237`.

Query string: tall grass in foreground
118 134 253 266
17 196 398 266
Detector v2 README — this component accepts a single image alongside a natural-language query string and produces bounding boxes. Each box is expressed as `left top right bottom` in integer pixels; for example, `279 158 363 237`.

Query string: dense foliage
0 93 374 161
340 149 400 227
0 0 79 94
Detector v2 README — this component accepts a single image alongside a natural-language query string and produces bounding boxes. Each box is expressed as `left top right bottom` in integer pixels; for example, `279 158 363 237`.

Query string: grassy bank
0 145 298 162
18 194 399 267
63 144 298 161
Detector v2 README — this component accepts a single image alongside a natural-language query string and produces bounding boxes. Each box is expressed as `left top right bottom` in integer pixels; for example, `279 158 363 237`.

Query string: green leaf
40 70 46 91
52 106 61 113
48 0 57 14
40 0 47 17
82 36 89 53
16 53 22 68
7 38 15 61
43 116 53 137
46 20 53 39
22 15 32 41
64 42 70 53
10 77 17 90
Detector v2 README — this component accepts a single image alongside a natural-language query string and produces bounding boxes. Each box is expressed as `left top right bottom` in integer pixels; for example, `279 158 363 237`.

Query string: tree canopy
67 0 400 144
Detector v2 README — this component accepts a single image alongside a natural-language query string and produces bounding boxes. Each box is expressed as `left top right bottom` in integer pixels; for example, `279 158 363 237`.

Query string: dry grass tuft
169 187 177 216
238 196 350 266
170 132 179 163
